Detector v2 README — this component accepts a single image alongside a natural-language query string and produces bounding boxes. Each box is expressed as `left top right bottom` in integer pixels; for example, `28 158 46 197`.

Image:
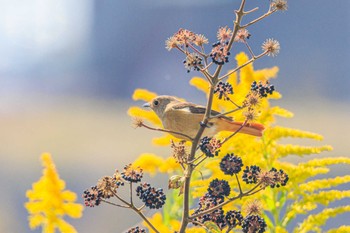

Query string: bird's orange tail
219 120 265 137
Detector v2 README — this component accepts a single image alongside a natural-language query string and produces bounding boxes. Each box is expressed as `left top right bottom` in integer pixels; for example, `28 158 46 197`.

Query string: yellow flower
25 153 83 233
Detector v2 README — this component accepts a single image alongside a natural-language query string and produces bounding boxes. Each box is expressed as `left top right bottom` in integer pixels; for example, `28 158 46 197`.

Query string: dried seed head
97 176 118 198
194 34 209 46
171 140 187 164
271 0 288 11
243 108 258 122
262 38 280 57
234 29 251 42
133 117 144 128
244 199 263 216
165 36 178 51
217 26 232 42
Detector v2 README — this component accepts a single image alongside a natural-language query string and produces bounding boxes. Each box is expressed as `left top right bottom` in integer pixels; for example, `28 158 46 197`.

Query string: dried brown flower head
133 117 144 128
243 92 261 108
171 140 187 163
244 199 263 216
258 171 276 188
194 34 209 46
234 29 250 42
271 0 288 11
165 36 178 51
175 28 196 47
97 176 118 198
122 164 143 183
217 26 232 42
262 39 280 57
243 108 258 122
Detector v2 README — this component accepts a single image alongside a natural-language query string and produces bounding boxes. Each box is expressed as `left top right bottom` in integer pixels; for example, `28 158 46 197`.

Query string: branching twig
140 122 193 141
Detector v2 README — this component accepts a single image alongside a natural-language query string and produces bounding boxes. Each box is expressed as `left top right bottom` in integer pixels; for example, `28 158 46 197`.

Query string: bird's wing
172 102 232 121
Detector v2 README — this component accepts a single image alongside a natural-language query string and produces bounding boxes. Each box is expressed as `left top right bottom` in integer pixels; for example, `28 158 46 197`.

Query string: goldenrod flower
25 153 83 233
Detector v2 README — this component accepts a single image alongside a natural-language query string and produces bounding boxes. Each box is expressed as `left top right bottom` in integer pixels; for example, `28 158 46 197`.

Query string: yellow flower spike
25 153 83 233
189 77 210 94
327 225 350 233
133 153 165 176
132 88 157 102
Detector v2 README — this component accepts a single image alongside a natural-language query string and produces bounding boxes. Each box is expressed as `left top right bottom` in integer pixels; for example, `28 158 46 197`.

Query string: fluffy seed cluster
171 140 187 164
234 29 251 42
271 0 288 11
262 38 280 57
208 178 231 198
242 215 267 233
199 136 221 157
97 176 119 198
214 81 234 100
183 53 202 73
83 186 103 207
165 28 208 50
242 165 261 184
269 167 289 188
226 210 244 229
220 153 244 175
122 164 143 183
136 182 166 209
126 226 146 233
244 199 263 216
251 81 275 97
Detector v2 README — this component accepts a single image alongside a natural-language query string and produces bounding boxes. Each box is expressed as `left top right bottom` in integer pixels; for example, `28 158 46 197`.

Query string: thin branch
188 43 208 58
244 7 259 14
101 200 129 208
241 9 277 28
194 156 208 167
235 173 243 195
218 51 268 81
209 106 244 119
140 122 193 141
130 182 133 205
244 40 256 58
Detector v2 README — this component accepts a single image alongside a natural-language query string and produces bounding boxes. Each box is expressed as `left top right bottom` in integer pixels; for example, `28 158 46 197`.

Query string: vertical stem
178 1 248 232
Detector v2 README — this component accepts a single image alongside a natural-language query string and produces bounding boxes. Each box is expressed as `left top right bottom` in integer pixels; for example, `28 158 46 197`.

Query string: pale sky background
0 0 349 232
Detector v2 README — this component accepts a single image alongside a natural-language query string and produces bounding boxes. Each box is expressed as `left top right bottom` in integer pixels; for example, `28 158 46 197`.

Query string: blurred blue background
0 0 349 232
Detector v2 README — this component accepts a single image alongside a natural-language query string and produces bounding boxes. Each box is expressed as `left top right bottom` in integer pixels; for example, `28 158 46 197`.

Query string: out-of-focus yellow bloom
144 213 205 233
25 153 83 233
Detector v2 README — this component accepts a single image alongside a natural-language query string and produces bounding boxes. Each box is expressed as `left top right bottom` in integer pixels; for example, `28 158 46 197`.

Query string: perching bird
143 95 264 140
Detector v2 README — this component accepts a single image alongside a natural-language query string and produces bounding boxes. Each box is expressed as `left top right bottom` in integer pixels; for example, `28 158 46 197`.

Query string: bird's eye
153 100 159 106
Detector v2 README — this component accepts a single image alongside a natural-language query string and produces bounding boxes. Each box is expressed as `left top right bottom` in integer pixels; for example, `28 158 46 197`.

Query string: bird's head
143 95 180 118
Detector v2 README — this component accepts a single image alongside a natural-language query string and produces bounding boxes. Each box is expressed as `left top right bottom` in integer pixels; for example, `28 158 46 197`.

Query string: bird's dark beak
143 102 151 108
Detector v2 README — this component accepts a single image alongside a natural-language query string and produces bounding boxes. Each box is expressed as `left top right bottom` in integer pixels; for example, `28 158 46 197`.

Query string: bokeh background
0 0 349 232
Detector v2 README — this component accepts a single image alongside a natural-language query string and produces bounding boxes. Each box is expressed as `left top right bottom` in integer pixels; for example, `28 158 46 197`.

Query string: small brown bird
143 95 264 140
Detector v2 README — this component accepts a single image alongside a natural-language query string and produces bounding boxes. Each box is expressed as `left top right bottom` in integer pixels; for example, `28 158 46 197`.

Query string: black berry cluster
136 182 166 209
270 167 289 188
199 136 221 158
210 41 230 65
192 193 226 229
220 153 244 176
214 81 234 100
242 215 267 233
183 53 202 73
121 164 143 183
251 81 275 97
226 210 244 229
126 226 146 233
83 186 103 207
208 178 231 198
242 165 261 184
